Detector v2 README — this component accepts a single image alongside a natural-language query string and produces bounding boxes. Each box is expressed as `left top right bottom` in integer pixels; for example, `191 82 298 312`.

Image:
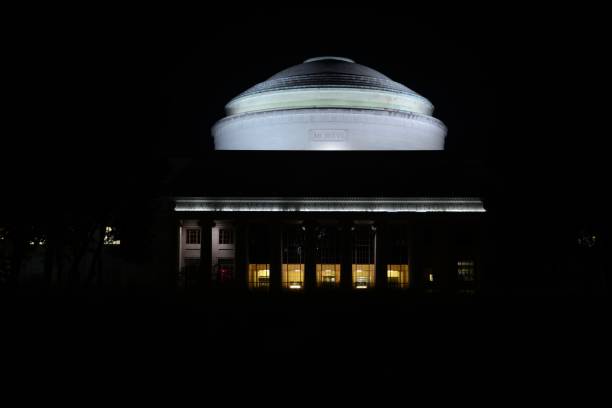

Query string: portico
175 197 486 293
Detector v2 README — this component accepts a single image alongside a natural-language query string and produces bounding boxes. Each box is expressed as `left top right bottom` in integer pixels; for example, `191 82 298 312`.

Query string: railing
353 281 372 289
456 288 476 295
248 281 271 290
318 281 339 289
284 281 304 290
178 271 471 293
387 281 410 290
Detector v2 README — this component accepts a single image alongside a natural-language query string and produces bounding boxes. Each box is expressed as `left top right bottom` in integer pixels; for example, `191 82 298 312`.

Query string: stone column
476 217 488 293
374 222 387 291
304 221 317 292
340 220 353 291
433 220 451 293
269 222 282 293
411 221 426 292
198 218 215 291
148 198 179 293
407 223 417 290
175 219 184 290
234 221 248 290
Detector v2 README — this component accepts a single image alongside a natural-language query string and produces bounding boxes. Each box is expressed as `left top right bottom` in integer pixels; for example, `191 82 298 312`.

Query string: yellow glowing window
248 264 270 289
282 264 304 290
316 264 340 287
352 264 375 289
387 264 409 288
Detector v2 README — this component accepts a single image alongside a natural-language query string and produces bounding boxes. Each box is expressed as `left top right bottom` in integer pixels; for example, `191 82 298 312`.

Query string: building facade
169 57 488 294
175 198 486 293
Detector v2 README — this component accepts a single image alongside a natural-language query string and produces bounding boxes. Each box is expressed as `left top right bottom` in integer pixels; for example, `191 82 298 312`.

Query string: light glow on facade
387 264 409 288
316 264 341 287
282 263 305 290
249 264 270 289
352 264 375 289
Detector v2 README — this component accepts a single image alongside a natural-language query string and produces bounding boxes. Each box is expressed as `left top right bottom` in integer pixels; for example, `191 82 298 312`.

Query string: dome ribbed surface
234 58 422 99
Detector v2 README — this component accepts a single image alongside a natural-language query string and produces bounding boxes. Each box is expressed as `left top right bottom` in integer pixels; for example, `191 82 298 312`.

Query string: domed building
165 57 488 294
213 57 447 150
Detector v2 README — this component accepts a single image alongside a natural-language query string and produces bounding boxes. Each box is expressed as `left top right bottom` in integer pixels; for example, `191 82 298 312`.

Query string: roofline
174 197 485 213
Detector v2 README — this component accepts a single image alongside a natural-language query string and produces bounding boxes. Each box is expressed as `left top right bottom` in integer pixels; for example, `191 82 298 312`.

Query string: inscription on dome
309 129 347 142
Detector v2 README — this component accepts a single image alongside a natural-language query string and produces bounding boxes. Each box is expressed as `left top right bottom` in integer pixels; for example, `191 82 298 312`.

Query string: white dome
212 57 446 150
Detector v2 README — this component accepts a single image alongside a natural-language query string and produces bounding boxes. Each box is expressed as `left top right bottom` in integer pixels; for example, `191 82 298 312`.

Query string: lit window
457 260 475 282
104 226 120 246
186 228 201 245
352 264 375 289
218 228 234 245
316 264 340 288
282 264 304 290
249 264 270 289
387 264 409 289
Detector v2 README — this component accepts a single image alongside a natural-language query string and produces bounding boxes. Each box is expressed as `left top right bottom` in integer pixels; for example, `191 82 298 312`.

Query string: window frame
218 228 234 245
185 228 201 245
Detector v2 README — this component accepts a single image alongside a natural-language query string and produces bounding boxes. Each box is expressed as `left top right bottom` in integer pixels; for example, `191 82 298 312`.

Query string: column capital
197 219 214 291
198 219 216 228
301 219 319 230
372 219 388 228
338 219 355 230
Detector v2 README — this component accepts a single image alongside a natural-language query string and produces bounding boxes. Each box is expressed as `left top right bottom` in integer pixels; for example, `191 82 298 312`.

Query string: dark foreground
2 288 610 398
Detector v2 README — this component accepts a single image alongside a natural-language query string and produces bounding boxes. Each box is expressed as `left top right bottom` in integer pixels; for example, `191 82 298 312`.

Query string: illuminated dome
212 57 447 150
